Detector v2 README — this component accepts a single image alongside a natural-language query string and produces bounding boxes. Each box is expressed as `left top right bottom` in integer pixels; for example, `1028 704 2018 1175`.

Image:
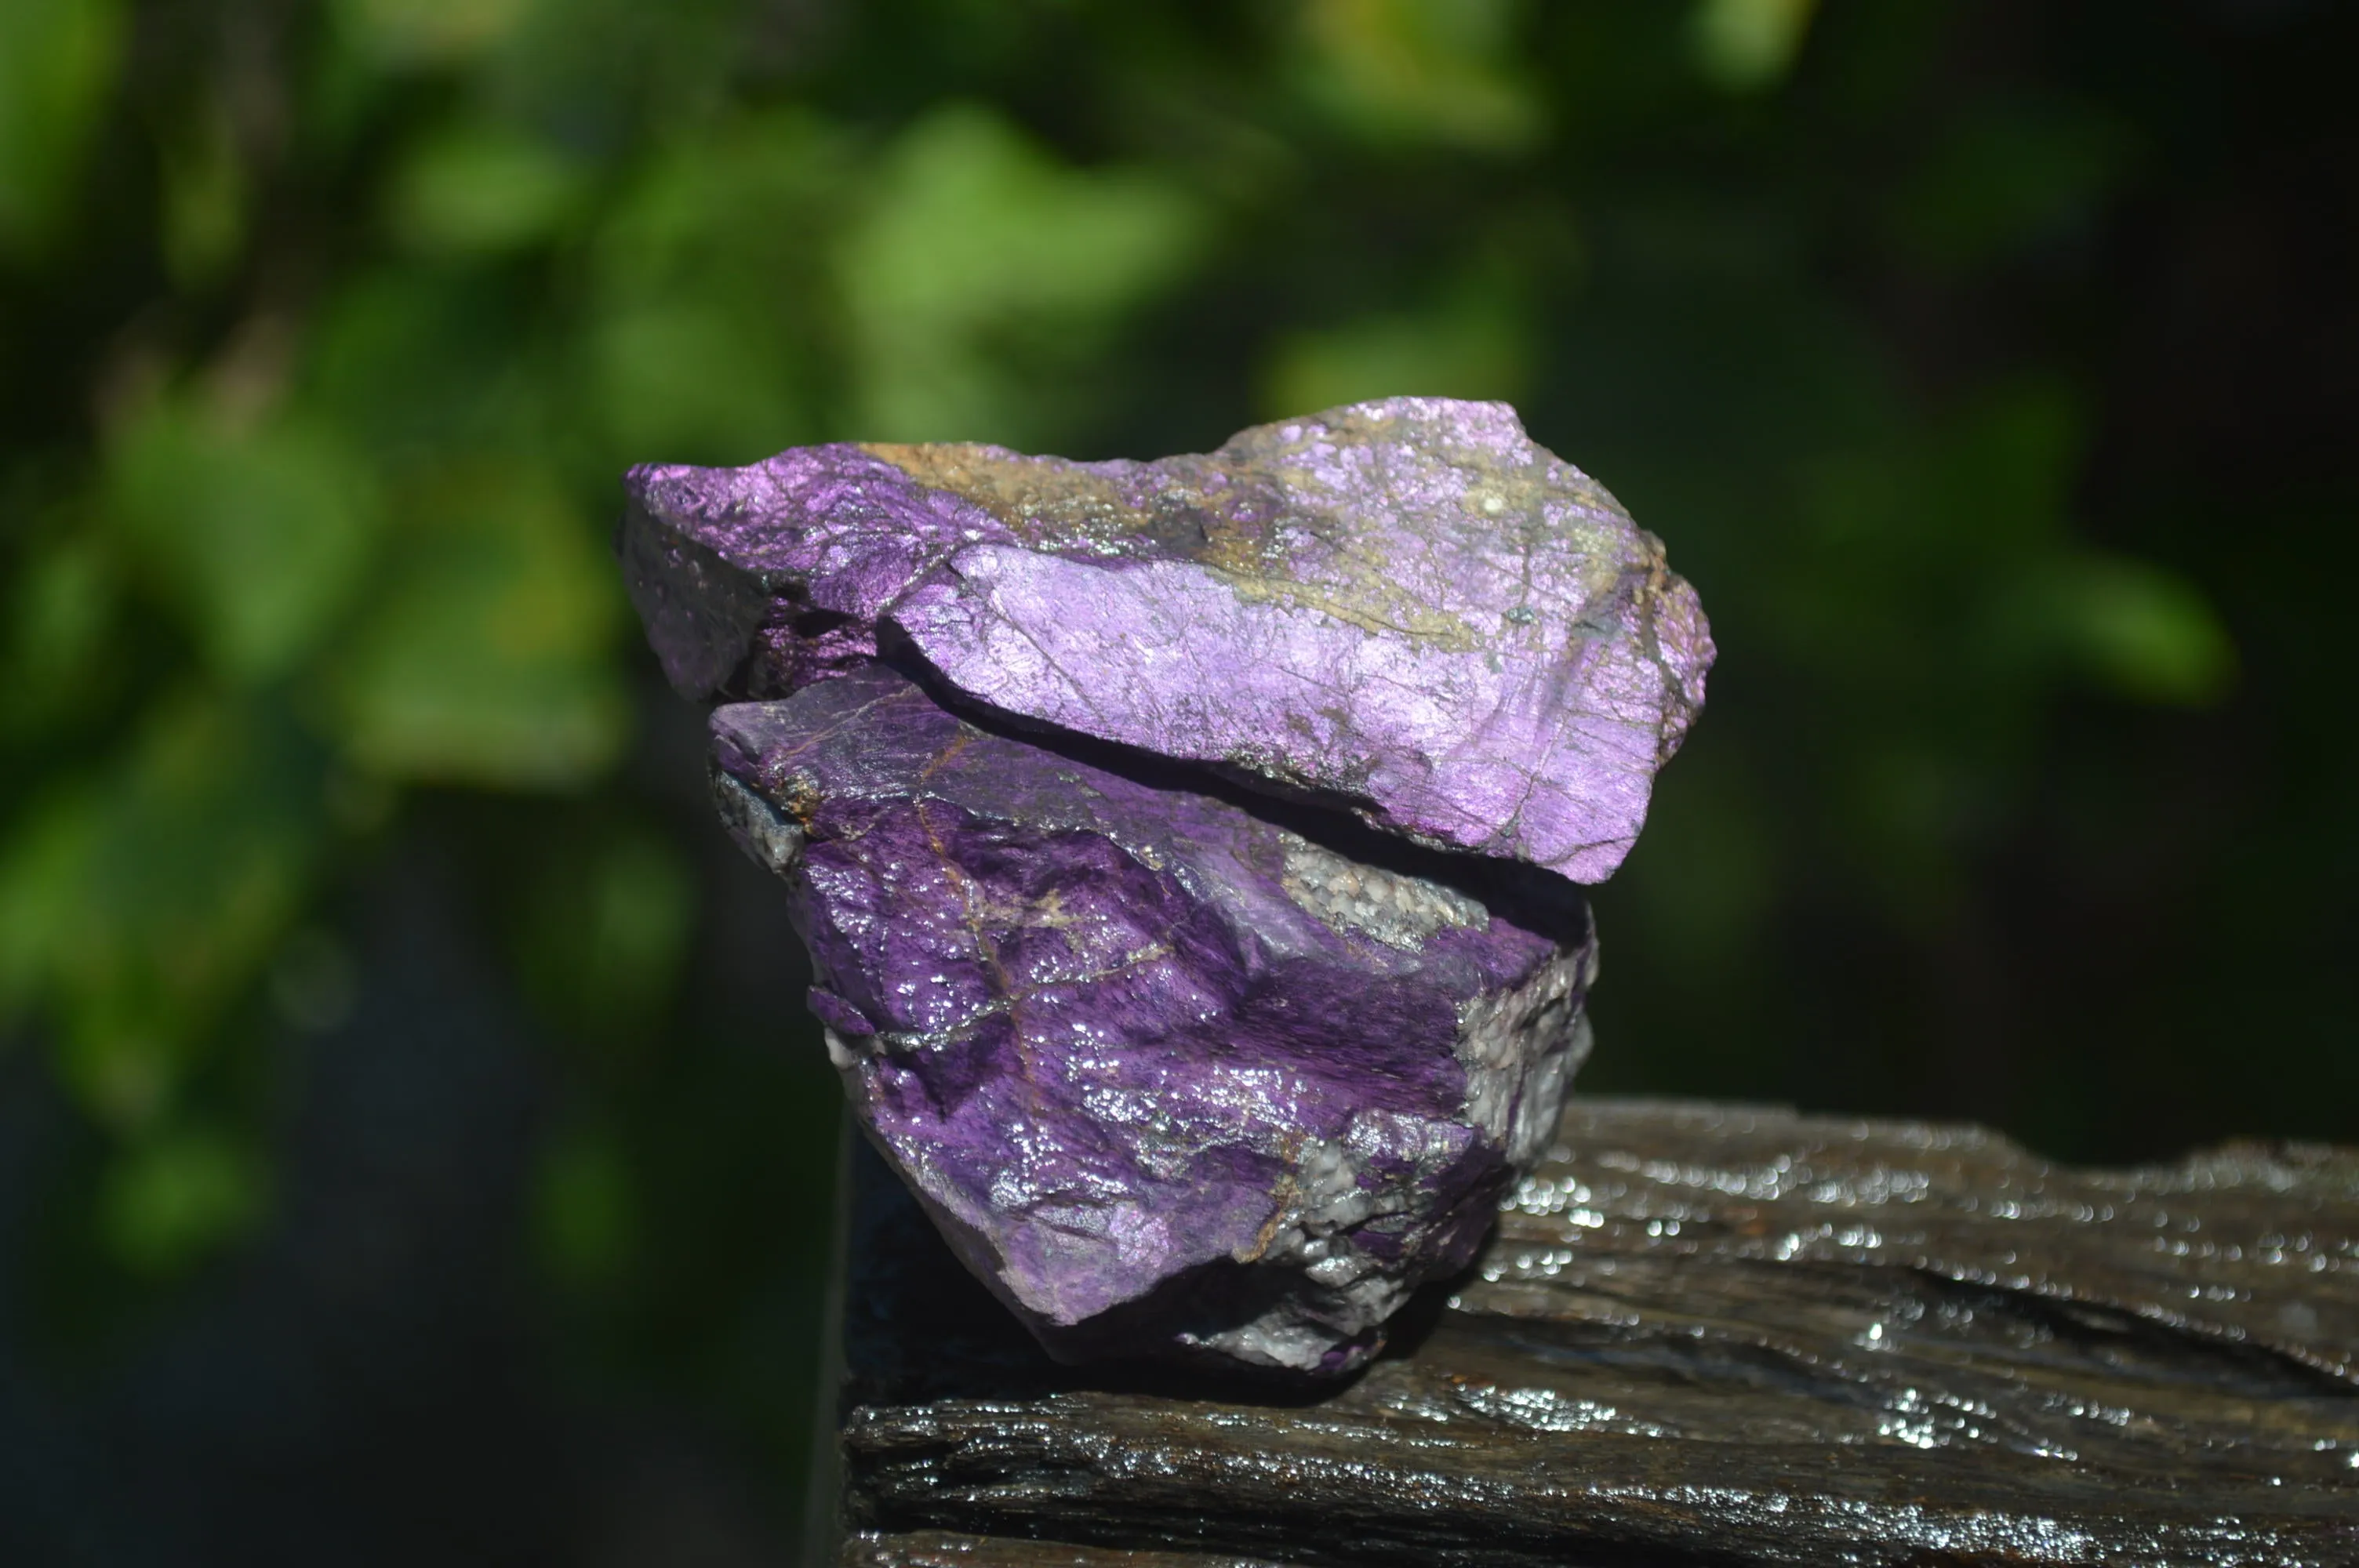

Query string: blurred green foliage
1 0 2352 1541
0 0 128 254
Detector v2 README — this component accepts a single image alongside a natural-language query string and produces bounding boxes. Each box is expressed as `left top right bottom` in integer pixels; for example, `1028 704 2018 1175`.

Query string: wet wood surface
831 1098 2359 1566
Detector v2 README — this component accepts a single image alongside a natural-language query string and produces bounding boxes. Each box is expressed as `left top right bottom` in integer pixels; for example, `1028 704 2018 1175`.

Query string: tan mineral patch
1277 831 1488 950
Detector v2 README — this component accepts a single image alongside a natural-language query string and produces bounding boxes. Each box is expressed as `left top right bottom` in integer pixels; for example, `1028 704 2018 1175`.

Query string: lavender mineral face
623 396 1712 880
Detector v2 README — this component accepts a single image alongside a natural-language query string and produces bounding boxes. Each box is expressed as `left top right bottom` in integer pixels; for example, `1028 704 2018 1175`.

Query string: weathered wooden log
831 1098 2359 1566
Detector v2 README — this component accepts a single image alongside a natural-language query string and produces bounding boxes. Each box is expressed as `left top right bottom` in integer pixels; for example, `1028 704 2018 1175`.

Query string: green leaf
0 787 90 1028
589 303 810 466
385 119 592 256
329 0 540 71
531 1116 639 1289
1296 0 1543 150
158 94 249 289
1690 0 1818 92
0 691 324 1127
307 268 526 459
329 465 628 789
0 0 126 255
837 105 1204 445
97 1122 267 1278
106 397 386 684
584 110 841 461
2055 551 2237 708
0 535 116 746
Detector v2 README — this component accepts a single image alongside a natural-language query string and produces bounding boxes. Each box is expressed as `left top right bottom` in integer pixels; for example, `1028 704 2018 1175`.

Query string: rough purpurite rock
621 397 1712 881
617 399 1712 1374
714 666 1594 1374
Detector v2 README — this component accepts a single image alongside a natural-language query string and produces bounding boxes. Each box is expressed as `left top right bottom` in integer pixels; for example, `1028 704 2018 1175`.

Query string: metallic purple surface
708 666 1595 1374
623 398 1712 880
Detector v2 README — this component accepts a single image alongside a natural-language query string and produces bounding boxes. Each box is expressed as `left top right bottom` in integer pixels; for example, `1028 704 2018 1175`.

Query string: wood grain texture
841 1529 1287 1567
835 1098 2359 1566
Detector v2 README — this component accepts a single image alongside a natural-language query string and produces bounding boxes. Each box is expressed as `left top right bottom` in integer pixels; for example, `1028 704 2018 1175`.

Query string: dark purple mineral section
620 398 1712 1374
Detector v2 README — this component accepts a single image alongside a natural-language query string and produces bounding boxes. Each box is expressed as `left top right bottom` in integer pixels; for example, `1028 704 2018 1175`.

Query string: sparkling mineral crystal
618 399 1712 1375
711 664 1595 1374
622 397 1712 881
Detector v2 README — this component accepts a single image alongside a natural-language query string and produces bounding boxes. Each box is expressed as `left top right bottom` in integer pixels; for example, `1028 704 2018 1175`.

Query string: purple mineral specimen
710 665 1594 1374
623 398 1713 881
620 400 1710 1374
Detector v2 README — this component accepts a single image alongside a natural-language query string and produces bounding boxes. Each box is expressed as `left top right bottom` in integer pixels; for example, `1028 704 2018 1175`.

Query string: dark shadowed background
2 0 2354 1560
